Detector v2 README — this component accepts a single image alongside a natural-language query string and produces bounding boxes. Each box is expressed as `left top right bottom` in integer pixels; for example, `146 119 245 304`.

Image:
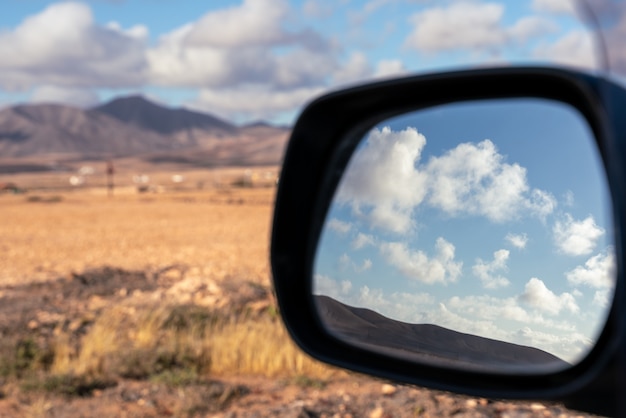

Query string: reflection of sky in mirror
314 99 615 363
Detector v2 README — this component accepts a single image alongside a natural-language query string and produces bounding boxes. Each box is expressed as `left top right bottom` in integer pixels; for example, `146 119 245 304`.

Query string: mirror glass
313 98 615 373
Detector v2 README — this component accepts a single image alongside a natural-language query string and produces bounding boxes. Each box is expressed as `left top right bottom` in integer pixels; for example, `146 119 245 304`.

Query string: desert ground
0 162 598 417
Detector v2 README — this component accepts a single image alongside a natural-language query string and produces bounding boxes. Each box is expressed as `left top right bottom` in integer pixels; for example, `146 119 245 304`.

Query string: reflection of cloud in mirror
337 127 557 234
316 101 613 366
566 248 616 289
520 278 579 315
505 232 528 249
351 232 375 250
553 214 605 256
472 249 511 289
338 253 372 273
327 218 352 234
337 127 428 234
426 140 556 222
379 238 462 285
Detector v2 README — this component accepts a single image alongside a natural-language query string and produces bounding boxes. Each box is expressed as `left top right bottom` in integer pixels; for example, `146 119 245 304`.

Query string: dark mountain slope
93 95 237 135
0 104 173 158
315 295 568 372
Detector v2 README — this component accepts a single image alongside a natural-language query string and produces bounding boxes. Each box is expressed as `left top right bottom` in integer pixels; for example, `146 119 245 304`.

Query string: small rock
530 403 546 410
27 320 38 329
465 399 478 408
381 384 396 396
369 407 384 418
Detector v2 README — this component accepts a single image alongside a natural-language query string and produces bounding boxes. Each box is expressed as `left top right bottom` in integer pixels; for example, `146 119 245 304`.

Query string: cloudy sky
0 0 615 124
314 98 614 366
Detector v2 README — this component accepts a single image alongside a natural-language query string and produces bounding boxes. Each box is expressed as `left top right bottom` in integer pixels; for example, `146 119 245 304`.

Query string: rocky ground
0 266 599 418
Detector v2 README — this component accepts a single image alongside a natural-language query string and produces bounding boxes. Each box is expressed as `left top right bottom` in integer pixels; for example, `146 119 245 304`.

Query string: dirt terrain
0 168 600 417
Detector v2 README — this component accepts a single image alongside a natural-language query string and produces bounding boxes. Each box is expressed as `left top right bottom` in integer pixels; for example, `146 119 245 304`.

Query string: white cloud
338 253 373 273
30 85 99 107
336 128 556 234
520 278 579 315
0 2 147 90
336 127 428 233
314 274 352 297
566 249 616 289
352 233 375 250
593 290 612 308
360 259 373 272
533 30 596 69
553 214 604 256
374 60 407 79
333 52 372 85
146 0 336 91
472 249 510 289
532 0 578 15
184 0 289 48
327 218 352 235
188 85 324 121
425 140 556 222
506 233 528 249
508 16 558 42
379 237 462 285
404 2 555 54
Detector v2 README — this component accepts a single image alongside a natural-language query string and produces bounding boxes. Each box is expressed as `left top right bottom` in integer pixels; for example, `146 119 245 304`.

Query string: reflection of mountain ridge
315 295 568 371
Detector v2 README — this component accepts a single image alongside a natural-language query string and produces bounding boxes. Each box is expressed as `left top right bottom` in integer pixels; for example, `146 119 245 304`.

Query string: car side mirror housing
271 67 626 417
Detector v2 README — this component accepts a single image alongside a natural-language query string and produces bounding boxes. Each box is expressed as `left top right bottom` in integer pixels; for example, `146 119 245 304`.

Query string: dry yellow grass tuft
51 303 338 382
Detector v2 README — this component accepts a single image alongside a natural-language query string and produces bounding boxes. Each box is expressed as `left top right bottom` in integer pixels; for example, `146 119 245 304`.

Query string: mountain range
315 295 568 372
0 96 290 167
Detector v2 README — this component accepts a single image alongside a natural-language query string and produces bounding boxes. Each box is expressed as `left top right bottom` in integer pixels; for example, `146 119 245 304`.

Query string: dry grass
0 167 340 394
0 186 274 286
49 303 337 384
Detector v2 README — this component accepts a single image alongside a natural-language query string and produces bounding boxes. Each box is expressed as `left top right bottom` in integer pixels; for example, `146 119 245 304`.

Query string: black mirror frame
271 67 626 416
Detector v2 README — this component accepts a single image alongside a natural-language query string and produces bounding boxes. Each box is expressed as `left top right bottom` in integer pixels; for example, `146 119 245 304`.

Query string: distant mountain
94 95 237 135
0 103 172 158
315 295 568 371
0 96 290 165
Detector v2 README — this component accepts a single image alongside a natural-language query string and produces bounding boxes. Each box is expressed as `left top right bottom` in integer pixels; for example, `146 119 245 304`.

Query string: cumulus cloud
404 2 555 53
425 140 556 222
352 233 376 250
336 128 556 234
533 30 596 69
532 0 578 15
566 249 616 289
327 218 352 235
520 278 579 315
338 253 373 273
336 127 428 233
374 60 407 79
379 238 462 285
553 214 605 256
506 233 528 249
0 2 147 90
30 85 99 107
147 0 336 90
188 85 325 121
472 249 511 289
314 274 353 297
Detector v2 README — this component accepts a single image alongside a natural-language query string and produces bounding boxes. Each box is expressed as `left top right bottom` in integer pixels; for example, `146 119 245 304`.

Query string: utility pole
106 160 114 197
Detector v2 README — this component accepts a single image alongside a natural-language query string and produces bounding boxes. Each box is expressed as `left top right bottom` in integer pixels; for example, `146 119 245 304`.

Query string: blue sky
0 0 606 124
314 98 614 365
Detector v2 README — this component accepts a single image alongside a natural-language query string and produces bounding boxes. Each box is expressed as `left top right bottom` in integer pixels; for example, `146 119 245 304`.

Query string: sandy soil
0 178 601 417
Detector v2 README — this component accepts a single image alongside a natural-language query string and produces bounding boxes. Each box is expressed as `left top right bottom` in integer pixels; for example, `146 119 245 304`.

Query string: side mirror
271 67 626 417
